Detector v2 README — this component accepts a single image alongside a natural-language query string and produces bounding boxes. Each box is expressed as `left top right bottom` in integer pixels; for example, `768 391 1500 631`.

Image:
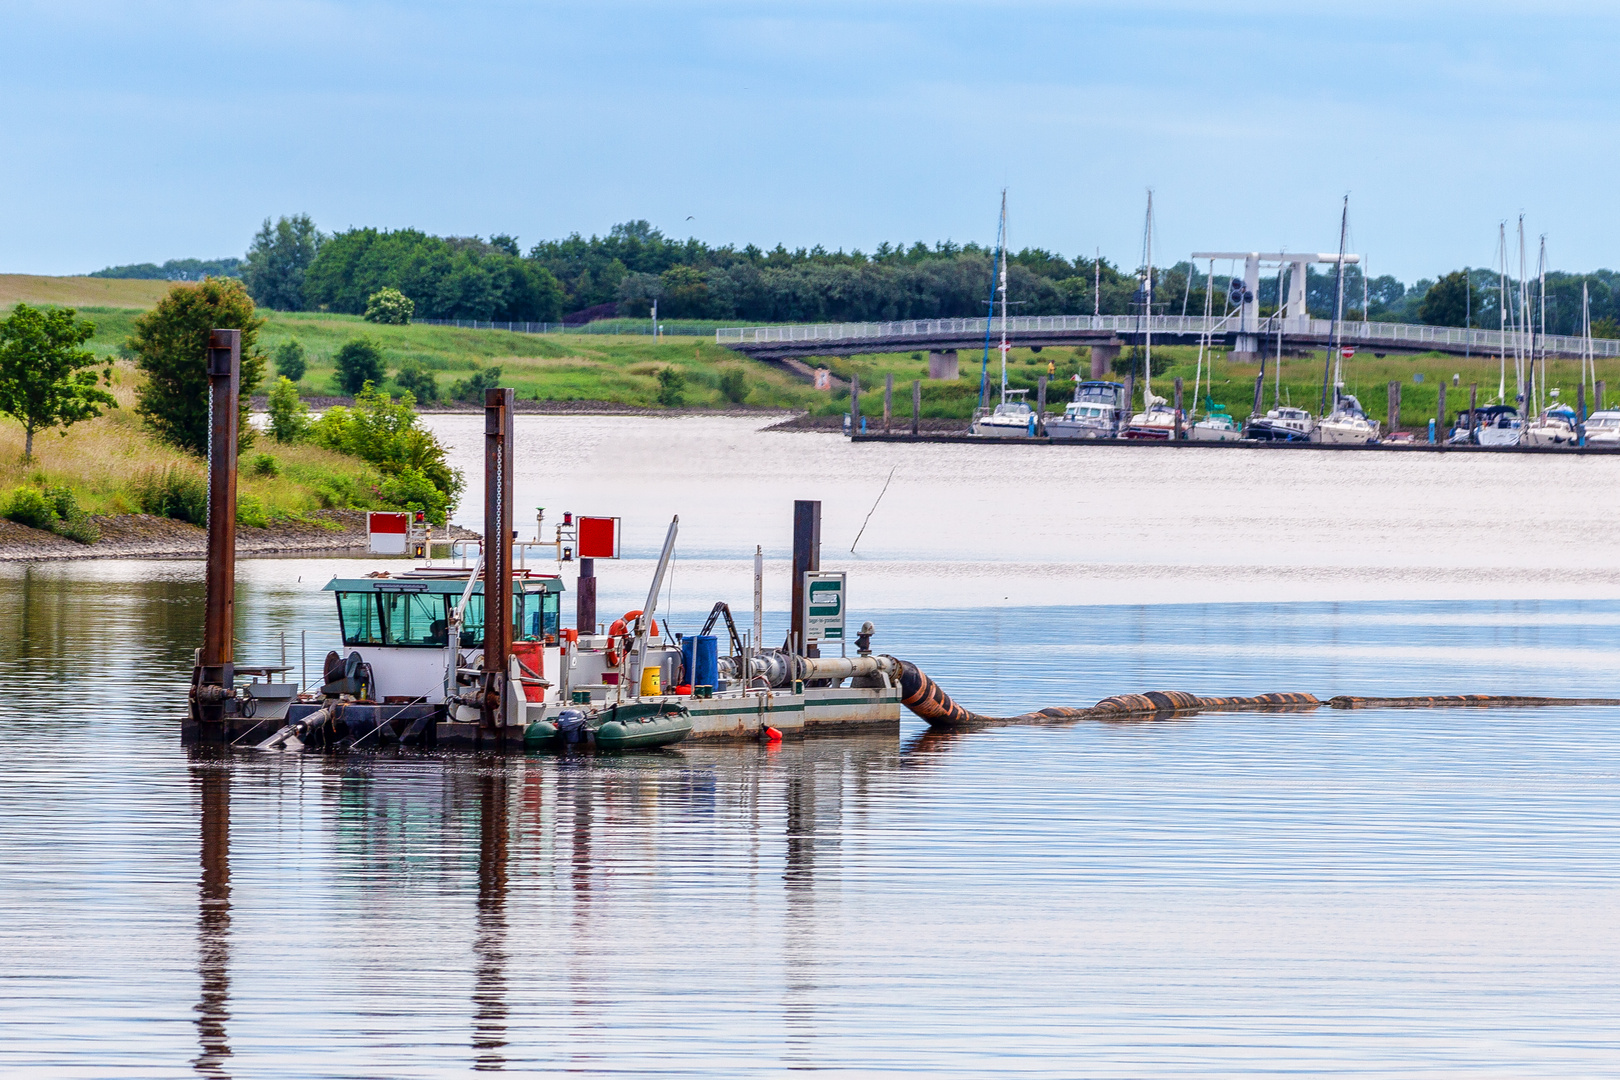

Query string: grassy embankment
9 275 1610 429
0 278 395 525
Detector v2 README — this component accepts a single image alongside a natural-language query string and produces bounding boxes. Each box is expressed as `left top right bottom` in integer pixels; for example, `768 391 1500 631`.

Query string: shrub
4 487 58 531
129 278 266 455
132 465 208 525
364 287 414 325
309 384 463 514
656 366 685 406
334 337 385 395
267 376 310 443
236 493 270 528
41 486 97 544
395 359 439 402
448 365 501 403
376 466 449 525
248 452 279 477
273 338 307 382
718 367 748 404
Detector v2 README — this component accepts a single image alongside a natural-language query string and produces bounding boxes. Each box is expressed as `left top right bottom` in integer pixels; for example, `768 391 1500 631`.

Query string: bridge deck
717 315 1615 362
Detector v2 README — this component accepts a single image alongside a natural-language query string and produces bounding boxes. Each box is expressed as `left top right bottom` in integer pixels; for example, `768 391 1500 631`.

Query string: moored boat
1521 403 1579 447
1245 405 1315 442
1046 380 1127 439
1583 409 1620 446
1315 395 1380 445
1189 405 1240 441
1124 396 1185 440
971 391 1036 436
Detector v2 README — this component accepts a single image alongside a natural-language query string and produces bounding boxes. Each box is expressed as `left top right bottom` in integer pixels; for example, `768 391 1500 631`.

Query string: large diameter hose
892 658 1319 729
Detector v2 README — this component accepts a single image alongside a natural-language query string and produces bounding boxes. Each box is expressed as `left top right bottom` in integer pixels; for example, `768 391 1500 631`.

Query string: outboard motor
556 708 589 745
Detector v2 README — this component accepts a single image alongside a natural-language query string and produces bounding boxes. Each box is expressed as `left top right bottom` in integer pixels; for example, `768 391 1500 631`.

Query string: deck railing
716 315 1620 358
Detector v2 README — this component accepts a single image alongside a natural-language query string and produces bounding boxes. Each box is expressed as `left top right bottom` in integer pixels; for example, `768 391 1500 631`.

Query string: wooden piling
1578 382 1587 445
1173 376 1184 440
1036 375 1047 436
850 374 860 432
1437 383 1447 443
1387 381 1399 436
911 379 921 436
1598 379 1606 413
1122 373 1136 435
1469 383 1478 433
883 372 893 433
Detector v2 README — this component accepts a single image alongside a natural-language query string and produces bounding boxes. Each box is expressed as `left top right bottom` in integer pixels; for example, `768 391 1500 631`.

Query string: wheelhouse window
456 593 530 649
336 592 385 645
378 590 450 647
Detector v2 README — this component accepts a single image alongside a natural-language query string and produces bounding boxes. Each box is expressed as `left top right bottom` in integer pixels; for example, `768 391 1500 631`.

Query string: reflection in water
191 753 232 1077
472 763 510 1072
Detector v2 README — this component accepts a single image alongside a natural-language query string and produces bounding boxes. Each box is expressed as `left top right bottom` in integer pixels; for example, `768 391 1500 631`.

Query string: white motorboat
972 392 1036 436
1521 403 1579 448
1125 395 1185 440
1046 380 1127 439
1315 394 1381 445
1583 409 1620 446
1189 403 1240 441
1245 405 1315 442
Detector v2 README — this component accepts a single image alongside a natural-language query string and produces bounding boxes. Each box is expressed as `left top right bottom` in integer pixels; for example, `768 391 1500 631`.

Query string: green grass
68 305 1617 426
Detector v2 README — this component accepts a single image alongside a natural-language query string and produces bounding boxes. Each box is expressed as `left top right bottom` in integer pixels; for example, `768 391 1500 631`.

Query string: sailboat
1315 198 1381 445
1124 191 1186 439
972 191 1037 436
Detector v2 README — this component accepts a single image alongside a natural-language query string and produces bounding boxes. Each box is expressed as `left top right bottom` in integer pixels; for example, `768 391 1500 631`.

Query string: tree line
93 215 1620 335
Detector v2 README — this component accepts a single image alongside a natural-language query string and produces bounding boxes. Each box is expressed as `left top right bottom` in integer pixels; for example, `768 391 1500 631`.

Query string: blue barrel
681 634 719 690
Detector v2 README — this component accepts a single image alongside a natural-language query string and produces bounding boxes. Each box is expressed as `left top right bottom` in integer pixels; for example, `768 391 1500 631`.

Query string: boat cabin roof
323 573 565 595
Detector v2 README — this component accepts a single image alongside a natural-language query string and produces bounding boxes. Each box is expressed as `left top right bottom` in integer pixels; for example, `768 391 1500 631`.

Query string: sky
3 0 1617 283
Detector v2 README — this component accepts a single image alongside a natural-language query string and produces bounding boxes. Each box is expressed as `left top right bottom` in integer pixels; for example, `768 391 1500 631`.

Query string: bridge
716 314 1617 369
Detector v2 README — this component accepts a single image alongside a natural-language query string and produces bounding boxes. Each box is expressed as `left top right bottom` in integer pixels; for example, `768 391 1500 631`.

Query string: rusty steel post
482 388 515 734
884 372 893 433
790 500 820 657
576 557 596 636
191 329 240 736
1173 376 1184 440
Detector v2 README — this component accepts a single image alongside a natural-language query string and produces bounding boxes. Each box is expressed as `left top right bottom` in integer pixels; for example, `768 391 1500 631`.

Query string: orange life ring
603 610 657 667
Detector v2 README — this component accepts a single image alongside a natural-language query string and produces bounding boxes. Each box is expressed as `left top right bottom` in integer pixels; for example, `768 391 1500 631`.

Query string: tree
0 304 116 461
364 287 414 325
718 367 748 403
130 278 266 455
273 338 307 381
334 338 385 395
1419 271 1474 327
243 214 323 310
395 359 438 402
267 376 310 442
308 383 463 521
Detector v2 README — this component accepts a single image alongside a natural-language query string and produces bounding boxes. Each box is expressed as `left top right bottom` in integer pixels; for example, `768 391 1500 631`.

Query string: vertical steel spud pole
482 388 515 734
191 329 240 736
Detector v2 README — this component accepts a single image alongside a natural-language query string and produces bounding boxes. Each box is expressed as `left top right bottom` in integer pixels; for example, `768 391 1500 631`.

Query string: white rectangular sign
803 572 846 645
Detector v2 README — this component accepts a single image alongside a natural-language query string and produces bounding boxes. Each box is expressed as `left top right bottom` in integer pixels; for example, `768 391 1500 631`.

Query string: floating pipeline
1329 694 1620 709
891 658 1319 728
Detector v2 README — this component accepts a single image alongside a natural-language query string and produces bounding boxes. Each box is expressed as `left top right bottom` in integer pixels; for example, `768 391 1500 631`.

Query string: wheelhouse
324 574 565 650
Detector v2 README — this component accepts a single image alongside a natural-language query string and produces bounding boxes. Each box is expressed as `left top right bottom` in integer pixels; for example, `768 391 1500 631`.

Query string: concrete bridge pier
1089 341 1122 379
927 350 959 380
1231 335 1261 364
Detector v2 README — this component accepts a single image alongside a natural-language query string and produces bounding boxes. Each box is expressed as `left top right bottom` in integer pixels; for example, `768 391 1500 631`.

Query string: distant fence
414 318 712 337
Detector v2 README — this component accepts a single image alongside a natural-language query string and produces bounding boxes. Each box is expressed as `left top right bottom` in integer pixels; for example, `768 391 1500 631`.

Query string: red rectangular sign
368 512 408 534
577 516 619 559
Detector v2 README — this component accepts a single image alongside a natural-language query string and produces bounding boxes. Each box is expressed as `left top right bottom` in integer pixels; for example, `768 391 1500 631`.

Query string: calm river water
4 417 1620 1077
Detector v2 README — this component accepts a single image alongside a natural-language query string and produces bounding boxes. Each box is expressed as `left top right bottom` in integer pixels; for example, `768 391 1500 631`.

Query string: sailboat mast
998 190 1009 405
1497 222 1507 404
1142 190 1154 401
1509 215 1522 414
1584 280 1594 397
1321 195 1349 414
1537 235 1548 416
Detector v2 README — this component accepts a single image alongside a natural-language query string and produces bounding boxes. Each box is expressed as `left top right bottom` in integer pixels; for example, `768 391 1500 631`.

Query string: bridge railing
717 315 1620 359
